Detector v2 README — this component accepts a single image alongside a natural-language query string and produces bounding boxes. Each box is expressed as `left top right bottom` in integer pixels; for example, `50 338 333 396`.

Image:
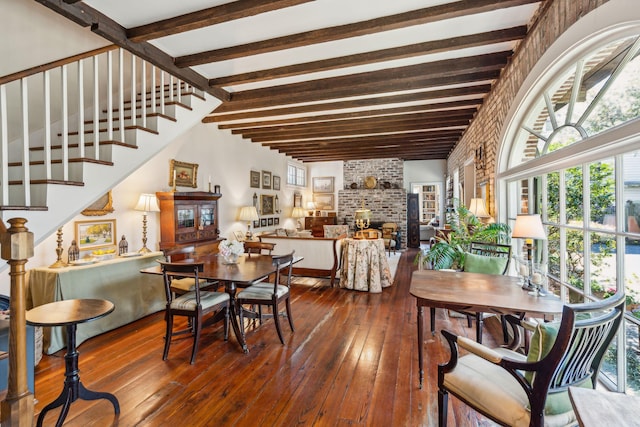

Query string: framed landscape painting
75 219 116 251
313 176 334 193
313 193 335 210
169 159 198 188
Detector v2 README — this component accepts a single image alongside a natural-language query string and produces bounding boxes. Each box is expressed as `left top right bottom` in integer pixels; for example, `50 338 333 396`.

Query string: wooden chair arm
456 336 503 364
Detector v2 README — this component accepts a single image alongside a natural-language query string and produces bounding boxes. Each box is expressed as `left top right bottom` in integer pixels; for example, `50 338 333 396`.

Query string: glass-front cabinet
156 191 221 251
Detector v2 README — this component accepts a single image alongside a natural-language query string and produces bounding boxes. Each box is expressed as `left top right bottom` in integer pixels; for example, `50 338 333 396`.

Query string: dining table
141 252 303 353
409 269 564 388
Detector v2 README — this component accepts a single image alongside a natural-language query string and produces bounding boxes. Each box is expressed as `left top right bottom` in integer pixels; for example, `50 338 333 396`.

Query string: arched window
499 31 640 393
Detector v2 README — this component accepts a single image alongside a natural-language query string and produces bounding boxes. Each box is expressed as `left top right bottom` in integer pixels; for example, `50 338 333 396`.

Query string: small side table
26 299 120 427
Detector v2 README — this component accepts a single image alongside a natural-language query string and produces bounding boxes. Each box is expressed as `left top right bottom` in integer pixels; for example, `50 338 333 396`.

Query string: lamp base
138 246 152 254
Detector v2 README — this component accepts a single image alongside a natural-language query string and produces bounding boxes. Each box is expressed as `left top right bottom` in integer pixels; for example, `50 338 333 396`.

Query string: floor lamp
134 193 160 253
512 214 547 296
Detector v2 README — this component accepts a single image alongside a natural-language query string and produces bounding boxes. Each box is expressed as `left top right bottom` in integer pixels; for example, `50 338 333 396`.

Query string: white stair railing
0 47 205 209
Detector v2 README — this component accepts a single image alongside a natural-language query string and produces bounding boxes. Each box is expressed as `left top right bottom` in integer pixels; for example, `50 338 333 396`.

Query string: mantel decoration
169 159 198 189
219 240 244 264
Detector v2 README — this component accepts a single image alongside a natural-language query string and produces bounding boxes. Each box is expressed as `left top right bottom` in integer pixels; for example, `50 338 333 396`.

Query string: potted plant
415 199 511 270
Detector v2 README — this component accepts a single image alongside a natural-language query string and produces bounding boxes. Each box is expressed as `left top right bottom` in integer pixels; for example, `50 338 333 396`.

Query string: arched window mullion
544 92 559 130
566 60 586 126
576 36 640 128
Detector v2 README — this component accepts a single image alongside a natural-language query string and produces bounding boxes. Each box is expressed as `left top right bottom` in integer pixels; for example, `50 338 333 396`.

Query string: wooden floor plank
32 249 499 426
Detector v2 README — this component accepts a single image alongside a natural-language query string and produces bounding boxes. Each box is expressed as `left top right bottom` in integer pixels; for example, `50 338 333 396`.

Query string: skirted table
339 238 393 293
27 251 165 354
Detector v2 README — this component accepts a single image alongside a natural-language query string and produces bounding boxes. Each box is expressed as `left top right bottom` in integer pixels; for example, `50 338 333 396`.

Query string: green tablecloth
27 252 165 354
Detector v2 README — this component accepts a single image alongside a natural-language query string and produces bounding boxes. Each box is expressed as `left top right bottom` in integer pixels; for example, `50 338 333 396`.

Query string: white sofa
259 233 346 286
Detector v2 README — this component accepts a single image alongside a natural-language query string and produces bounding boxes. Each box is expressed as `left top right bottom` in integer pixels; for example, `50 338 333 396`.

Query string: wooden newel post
0 218 35 426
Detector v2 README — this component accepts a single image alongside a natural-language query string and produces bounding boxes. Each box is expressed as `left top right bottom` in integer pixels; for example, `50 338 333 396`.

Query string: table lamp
512 213 547 296
292 206 306 231
354 200 372 233
239 206 259 239
134 193 160 253
468 198 491 220
307 202 316 216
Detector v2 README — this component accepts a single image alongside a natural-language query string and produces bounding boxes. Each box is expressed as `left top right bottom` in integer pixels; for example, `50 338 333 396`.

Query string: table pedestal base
37 324 119 427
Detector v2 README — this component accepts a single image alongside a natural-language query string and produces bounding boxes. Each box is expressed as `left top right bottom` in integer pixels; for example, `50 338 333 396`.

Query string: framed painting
169 159 198 188
260 218 267 227
273 175 281 191
81 191 114 216
313 193 335 210
293 192 302 208
313 176 334 193
262 171 272 189
253 220 260 229
250 170 260 188
261 194 275 215
274 217 280 225
75 219 116 251
268 218 274 226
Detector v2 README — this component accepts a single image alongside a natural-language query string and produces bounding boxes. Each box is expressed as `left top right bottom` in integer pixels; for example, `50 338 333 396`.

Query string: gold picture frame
169 159 198 188
81 191 114 216
75 219 116 252
313 176 334 193
313 193 335 210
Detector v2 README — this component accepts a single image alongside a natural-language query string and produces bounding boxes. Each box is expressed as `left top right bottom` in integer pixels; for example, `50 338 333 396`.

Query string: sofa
259 232 346 286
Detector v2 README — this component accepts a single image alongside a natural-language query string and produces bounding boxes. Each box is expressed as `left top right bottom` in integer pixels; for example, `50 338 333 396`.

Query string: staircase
0 46 218 245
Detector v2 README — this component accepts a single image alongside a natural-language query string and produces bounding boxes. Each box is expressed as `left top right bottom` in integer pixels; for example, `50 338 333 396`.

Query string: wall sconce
475 142 486 170
134 193 160 253
275 195 280 213
239 206 259 239
253 193 258 209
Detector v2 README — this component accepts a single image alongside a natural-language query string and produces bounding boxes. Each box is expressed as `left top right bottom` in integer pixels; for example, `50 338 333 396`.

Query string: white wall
307 161 343 211
403 160 447 190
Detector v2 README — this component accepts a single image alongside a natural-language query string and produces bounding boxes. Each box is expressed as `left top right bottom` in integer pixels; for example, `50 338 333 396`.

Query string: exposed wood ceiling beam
207 85 490 119
222 69 500 111
216 106 478 129
127 0 313 42
175 0 538 67
209 26 527 87
259 130 464 147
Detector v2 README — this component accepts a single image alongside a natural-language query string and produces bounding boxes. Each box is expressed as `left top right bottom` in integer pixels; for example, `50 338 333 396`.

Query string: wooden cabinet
407 193 420 248
156 191 222 253
304 216 337 237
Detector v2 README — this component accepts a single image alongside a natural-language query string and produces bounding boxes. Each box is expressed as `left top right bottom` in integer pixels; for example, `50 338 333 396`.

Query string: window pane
590 231 616 298
625 319 640 393
565 166 583 225
624 151 640 240
566 229 585 303
547 225 561 297
590 158 616 230
547 172 560 224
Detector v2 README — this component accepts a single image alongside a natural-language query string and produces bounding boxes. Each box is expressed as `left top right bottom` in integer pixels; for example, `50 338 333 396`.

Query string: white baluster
107 50 113 141
21 77 31 204
0 84 8 205
160 69 165 116
77 59 85 158
60 65 68 183
93 55 100 161
43 70 52 180
151 65 157 114
118 48 125 143
141 61 147 128
131 55 136 127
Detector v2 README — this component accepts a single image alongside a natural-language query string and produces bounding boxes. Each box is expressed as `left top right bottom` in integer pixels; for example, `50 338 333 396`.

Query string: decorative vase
223 253 239 264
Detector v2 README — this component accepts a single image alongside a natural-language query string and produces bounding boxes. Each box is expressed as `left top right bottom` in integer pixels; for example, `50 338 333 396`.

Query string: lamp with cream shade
512 214 547 296
292 207 306 230
134 193 160 253
468 198 491 219
239 206 259 239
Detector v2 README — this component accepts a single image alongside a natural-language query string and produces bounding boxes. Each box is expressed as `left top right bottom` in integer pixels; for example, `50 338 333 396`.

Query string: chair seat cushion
170 291 229 311
237 283 289 300
463 252 508 275
443 350 577 427
170 278 212 292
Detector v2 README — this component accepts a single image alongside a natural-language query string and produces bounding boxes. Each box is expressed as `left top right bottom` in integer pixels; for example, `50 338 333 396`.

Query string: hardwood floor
32 249 500 426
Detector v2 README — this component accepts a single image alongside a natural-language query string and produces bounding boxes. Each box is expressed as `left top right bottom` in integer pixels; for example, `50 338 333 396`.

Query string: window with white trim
287 162 306 187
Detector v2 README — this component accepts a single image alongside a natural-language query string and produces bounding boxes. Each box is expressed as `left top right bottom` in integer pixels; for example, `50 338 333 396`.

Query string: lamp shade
354 208 372 220
512 214 546 240
134 194 160 213
468 198 490 218
292 207 306 218
238 206 259 222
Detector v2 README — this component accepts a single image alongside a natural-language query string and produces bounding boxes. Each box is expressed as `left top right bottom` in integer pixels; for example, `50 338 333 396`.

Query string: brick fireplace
338 159 407 249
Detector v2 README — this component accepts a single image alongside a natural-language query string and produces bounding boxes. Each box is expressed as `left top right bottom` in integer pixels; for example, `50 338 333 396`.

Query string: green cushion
463 252 508 275
525 321 592 415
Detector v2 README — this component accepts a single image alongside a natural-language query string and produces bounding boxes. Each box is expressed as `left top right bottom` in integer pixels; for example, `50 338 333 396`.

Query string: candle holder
49 228 67 268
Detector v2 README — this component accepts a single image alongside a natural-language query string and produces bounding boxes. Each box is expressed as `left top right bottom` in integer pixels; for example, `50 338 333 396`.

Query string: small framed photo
260 218 267 227
313 176 334 193
233 230 245 241
294 192 302 208
274 217 280 225
250 171 260 188
75 219 116 252
262 170 272 189
169 159 198 188
253 220 260 229
273 175 281 191
268 218 274 226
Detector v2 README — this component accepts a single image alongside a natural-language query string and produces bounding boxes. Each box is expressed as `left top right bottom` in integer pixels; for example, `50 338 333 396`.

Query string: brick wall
447 0 609 216
338 159 407 248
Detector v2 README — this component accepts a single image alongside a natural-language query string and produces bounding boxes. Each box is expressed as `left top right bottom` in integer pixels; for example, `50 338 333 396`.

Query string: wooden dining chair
244 241 276 256
236 252 295 345
162 245 219 294
158 261 230 364
438 292 625 427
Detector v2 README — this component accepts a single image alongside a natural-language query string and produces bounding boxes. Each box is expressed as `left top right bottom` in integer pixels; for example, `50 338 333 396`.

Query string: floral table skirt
339 238 393 293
